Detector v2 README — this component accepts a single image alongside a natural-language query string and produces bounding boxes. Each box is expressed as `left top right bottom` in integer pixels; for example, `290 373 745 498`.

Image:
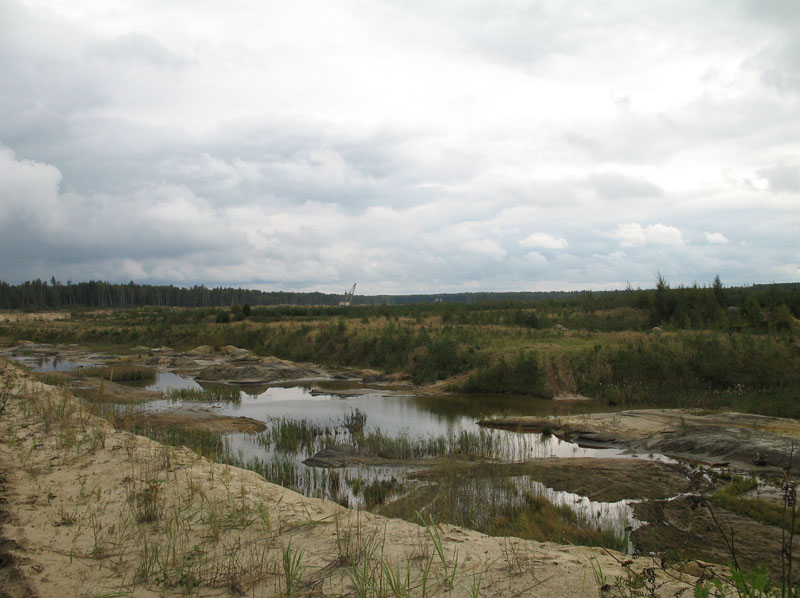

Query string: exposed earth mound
195 358 329 384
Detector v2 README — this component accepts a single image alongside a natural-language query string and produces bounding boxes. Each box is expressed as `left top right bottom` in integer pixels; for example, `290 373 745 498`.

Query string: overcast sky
1 0 798 294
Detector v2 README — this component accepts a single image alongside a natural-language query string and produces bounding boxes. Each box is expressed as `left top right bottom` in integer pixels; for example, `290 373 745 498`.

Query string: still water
22 360 656 547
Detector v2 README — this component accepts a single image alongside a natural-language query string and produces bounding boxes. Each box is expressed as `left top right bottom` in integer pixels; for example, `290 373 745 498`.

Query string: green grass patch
458 351 552 397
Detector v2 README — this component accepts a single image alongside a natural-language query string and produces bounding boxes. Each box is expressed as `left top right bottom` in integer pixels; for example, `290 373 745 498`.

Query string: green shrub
460 351 552 397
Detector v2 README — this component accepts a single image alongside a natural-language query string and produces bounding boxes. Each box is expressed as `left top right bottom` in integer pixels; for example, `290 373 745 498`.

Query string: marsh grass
378 464 631 553
127 411 632 549
165 385 241 404
357 427 504 460
126 477 164 523
256 417 333 454
708 477 800 534
31 371 72 387
254 411 542 463
131 425 225 460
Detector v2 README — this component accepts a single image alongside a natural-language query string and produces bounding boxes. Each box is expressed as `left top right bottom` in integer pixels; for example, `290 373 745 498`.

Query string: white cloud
520 233 569 250
704 231 729 244
611 223 685 247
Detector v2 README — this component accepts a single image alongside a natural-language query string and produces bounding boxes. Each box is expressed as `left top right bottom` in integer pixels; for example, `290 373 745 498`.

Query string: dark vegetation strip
3 275 799 413
2 276 799 322
75 364 156 383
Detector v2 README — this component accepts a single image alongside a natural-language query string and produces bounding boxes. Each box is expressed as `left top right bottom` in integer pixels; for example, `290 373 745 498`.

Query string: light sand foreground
0 361 704 597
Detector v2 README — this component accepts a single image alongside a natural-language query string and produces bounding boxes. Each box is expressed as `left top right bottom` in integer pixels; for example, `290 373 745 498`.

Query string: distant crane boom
339 283 357 307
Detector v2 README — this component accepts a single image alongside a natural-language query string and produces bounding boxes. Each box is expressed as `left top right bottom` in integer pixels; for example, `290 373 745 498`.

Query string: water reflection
145 371 203 392
16 355 92 372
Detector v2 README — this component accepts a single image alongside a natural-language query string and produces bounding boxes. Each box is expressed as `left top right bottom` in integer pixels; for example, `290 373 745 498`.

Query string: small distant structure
433 298 443 304
339 283 357 307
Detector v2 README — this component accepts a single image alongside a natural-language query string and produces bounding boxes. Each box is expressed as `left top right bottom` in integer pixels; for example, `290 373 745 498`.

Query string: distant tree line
0 277 798 332
0 278 345 310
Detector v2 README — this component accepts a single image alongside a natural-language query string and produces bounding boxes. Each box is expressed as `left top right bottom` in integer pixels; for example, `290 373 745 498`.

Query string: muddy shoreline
479 410 800 475
9 340 800 476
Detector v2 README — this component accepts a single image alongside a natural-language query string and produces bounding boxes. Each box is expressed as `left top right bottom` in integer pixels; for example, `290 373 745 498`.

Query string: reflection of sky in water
14 356 93 372
509 476 641 542
145 384 667 461
145 371 203 392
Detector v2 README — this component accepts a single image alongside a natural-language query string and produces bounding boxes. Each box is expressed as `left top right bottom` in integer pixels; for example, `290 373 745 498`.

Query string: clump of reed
357 428 503 460
255 411 539 462
76 364 156 383
165 385 241 404
362 478 400 506
343 408 367 436
255 418 335 455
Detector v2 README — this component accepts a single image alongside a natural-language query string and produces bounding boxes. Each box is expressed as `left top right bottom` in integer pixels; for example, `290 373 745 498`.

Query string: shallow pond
136 371 669 546
16 356 667 550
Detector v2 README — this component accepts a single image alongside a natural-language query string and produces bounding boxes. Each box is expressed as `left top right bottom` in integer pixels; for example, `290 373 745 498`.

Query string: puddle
14 355 94 372
145 371 203 392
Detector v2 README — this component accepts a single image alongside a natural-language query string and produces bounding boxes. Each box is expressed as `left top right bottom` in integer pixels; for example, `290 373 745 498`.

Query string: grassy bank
567 332 800 416
2 303 799 416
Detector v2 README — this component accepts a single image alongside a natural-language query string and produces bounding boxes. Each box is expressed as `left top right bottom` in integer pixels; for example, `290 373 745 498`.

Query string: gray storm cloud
0 0 797 292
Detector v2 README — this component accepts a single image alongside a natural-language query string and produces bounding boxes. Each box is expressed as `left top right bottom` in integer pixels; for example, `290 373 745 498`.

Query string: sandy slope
0 361 704 598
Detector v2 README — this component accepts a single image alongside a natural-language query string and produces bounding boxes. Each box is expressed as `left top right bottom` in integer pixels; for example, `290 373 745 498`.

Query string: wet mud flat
479 409 800 475
479 410 800 579
633 494 797 581
128 408 267 433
